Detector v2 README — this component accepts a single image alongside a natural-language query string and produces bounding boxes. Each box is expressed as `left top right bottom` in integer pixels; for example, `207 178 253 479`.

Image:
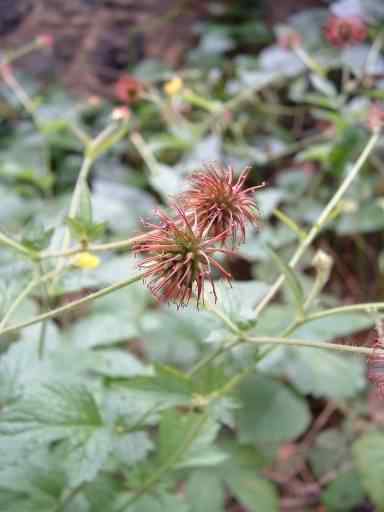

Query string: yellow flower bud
164 76 183 96
72 252 100 270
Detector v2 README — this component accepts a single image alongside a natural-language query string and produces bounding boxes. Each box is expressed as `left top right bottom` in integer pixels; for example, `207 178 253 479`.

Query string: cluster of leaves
1 0 384 510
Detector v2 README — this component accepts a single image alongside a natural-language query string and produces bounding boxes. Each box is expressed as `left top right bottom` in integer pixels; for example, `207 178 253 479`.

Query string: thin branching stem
0 272 145 339
254 129 381 317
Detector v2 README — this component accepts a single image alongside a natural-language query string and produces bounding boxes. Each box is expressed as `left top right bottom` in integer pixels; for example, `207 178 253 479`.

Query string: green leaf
237 375 311 444
111 365 194 408
310 73 337 97
294 312 373 342
309 429 349 479
213 280 270 329
322 470 364 511
187 471 225 512
141 308 210 366
353 432 384 508
66 216 106 243
148 164 184 201
0 452 66 512
224 469 278 512
112 432 154 466
0 383 112 488
157 410 225 469
281 348 366 399
267 245 304 316
129 494 189 512
21 221 53 252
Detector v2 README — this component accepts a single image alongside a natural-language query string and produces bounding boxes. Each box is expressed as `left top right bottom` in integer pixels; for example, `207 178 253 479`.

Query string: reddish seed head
133 207 233 308
368 339 384 397
180 164 264 247
324 15 367 48
114 74 144 104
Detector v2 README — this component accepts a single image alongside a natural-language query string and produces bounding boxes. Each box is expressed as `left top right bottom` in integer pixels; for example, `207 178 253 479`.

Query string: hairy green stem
0 231 36 258
244 335 375 356
0 272 145 339
40 233 149 260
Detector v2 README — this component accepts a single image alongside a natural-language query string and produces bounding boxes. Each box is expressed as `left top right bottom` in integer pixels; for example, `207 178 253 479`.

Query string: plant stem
0 272 145 339
40 233 149 260
254 129 380 318
188 338 239 377
0 269 62 330
116 412 208 512
244 335 375 356
305 302 384 322
0 231 36 258
54 483 85 512
37 262 50 360
51 154 94 284
130 131 161 176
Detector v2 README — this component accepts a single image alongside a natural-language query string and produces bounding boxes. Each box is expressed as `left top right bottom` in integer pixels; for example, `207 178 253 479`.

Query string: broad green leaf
255 188 285 218
353 432 384 508
149 164 184 200
309 429 349 479
112 431 154 466
237 375 311 444
0 324 61 403
157 410 225 469
141 308 210 366
129 494 190 512
112 364 193 408
294 312 373 342
213 280 270 328
84 474 122 512
0 383 112 488
0 453 66 512
310 73 337 97
322 470 364 511
281 348 366 399
224 469 278 512
336 200 384 234
187 471 225 512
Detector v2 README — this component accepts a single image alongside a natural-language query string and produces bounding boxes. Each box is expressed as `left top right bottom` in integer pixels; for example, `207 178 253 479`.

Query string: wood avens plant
2 30 384 511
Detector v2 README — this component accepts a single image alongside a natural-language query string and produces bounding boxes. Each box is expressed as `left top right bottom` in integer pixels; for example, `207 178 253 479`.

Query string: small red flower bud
277 31 302 50
324 15 367 48
367 103 384 132
134 206 233 308
111 106 131 121
36 34 54 48
180 164 265 247
115 74 144 104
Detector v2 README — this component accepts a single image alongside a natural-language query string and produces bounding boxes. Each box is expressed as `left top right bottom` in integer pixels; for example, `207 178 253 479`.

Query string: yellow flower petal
164 76 183 96
72 252 100 270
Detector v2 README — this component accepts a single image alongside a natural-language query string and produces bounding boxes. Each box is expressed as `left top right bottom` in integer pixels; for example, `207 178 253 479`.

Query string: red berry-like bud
114 74 144 104
134 206 233 308
367 103 384 132
277 31 302 50
324 15 367 48
36 34 54 48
